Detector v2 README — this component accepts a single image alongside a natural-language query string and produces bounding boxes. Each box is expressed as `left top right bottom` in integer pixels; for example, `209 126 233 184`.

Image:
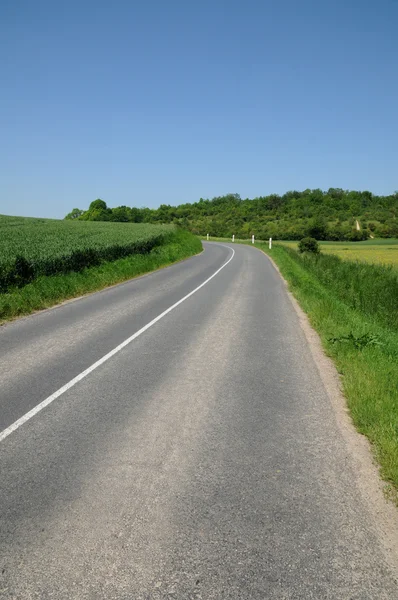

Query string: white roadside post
252 234 255 244
269 237 272 249
232 234 235 242
207 233 209 241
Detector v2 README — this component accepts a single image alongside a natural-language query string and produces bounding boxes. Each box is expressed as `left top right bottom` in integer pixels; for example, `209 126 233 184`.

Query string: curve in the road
1 242 398 599
0 244 234 443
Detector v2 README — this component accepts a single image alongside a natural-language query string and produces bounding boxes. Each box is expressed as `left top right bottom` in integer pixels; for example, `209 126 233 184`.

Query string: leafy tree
67 189 398 241
64 208 84 220
129 207 143 222
81 199 112 221
111 206 130 222
345 229 368 241
306 217 328 240
89 199 108 211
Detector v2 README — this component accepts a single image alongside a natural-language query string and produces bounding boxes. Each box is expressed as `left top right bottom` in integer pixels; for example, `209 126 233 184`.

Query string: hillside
66 190 398 241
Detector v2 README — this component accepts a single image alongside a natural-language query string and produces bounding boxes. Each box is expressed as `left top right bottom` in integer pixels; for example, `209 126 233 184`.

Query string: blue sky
1 0 397 218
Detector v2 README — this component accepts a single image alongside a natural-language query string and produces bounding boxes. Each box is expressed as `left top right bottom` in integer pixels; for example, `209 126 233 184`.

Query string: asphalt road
1 242 397 599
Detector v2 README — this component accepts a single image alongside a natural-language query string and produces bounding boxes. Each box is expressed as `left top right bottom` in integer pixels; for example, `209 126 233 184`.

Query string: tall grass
280 246 398 331
255 242 398 495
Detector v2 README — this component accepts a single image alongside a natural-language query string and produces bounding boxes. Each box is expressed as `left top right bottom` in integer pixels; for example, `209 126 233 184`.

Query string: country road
1 242 397 599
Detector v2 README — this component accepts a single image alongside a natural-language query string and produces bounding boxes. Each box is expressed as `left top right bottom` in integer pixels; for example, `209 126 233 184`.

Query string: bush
344 229 369 242
306 220 328 240
298 237 320 254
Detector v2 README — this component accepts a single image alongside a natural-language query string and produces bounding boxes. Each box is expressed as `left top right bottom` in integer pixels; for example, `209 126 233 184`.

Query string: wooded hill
66 189 398 241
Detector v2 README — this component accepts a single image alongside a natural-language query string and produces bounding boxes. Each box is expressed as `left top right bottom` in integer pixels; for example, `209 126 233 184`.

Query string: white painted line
0 245 235 443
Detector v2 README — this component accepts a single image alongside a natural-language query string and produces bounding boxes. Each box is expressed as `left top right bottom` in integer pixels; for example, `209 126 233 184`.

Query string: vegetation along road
1 242 398 598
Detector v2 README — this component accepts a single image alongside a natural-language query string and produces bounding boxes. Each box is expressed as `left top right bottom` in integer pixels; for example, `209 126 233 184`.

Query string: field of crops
278 239 398 266
0 215 174 291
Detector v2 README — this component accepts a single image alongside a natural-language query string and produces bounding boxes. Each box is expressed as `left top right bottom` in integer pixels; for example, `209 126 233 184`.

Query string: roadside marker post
207 233 209 241
269 237 272 249
252 235 254 244
232 234 235 242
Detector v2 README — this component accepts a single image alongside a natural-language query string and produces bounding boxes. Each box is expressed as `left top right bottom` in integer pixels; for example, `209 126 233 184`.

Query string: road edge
0 246 205 328
258 246 398 577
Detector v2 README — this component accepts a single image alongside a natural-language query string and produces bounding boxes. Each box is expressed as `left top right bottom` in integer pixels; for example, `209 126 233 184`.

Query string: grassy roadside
0 229 202 324
259 243 398 497
205 237 398 497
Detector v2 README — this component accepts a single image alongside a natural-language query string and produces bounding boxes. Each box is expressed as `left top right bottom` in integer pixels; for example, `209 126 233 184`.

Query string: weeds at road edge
204 238 398 498
258 243 398 497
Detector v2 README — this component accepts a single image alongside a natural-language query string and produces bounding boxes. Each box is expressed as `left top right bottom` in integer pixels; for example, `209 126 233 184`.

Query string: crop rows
0 216 174 291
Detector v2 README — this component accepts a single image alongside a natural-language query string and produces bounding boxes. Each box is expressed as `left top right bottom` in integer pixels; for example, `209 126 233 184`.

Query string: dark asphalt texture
0 242 397 598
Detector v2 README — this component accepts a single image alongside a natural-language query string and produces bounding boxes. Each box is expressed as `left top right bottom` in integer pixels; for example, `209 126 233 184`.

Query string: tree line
65 189 398 240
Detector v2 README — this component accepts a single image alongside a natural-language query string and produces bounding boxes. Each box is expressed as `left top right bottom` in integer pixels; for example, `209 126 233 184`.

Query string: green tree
81 199 112 221
66 189 398 241
64 208 84 220
129 207 143 223
111 206 130 222
307 217 328 240
89 199 107 211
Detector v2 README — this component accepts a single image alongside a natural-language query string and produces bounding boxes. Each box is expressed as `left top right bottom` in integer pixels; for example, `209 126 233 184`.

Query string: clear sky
1 0 397 218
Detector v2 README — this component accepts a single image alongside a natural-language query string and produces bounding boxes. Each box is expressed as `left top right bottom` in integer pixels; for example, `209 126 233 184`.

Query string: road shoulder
262 247 398 575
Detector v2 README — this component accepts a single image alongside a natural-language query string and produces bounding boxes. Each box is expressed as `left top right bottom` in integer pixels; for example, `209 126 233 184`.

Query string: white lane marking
0 244 235 443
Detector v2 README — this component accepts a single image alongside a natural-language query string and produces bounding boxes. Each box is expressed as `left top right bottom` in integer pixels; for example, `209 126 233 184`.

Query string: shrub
306 217 328 240
344 229 369 242
298 237 320 254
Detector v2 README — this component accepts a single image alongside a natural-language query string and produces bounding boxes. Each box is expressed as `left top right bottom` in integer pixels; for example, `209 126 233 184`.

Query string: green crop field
278 239 398 266
0 215 174 291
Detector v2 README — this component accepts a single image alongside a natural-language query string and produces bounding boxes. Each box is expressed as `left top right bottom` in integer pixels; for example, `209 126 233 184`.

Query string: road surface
1 242 397 598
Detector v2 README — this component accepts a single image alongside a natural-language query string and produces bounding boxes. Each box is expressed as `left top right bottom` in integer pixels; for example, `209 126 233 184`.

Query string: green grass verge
0 229 202 323
259 243 398 496
204 237 398 496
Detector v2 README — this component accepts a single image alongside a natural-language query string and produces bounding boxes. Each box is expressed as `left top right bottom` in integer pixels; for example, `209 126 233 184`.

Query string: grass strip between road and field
0 229 202 324
205 237 398 499
259 242 398 499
